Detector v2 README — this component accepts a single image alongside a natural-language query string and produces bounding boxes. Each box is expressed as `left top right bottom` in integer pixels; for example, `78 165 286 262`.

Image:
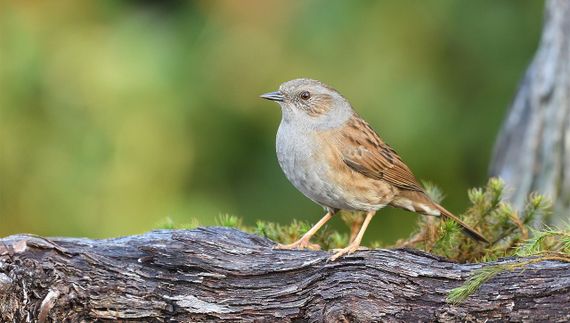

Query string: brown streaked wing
340 116 425 192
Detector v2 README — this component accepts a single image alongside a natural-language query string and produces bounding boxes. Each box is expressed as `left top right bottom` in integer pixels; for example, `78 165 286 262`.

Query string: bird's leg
274 211 334 250
330 210 376 261
348 213 365 244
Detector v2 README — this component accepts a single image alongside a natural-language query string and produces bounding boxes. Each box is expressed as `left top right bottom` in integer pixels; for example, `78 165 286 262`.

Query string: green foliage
447 264 507 304
432 220 461 258
447 249 570 304
155 216 199 230
515 226 570 257
397 177 553 263
254 220 310 245
215 214 244 229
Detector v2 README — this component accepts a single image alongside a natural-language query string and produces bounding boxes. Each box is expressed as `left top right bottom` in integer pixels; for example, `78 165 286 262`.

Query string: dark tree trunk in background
1 228 569 322
490 0 570 225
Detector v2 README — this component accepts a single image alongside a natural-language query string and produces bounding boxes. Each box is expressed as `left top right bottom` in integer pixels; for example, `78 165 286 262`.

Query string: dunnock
261 78 487 261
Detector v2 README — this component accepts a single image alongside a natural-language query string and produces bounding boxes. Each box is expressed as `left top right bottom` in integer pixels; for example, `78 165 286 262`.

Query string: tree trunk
0 227 569 322
490 0 570 226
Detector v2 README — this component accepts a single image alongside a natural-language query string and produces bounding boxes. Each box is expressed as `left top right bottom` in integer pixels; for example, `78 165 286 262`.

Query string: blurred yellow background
0 1 543 243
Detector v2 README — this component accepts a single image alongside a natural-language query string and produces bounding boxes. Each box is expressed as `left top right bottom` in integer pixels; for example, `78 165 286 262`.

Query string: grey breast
276 121 352 210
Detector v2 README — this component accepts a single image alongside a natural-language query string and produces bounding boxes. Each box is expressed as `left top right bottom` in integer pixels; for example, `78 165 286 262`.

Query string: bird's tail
435 203 489 244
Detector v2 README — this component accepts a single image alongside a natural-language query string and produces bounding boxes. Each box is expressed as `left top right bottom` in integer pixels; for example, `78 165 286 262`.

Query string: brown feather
340 116 424 192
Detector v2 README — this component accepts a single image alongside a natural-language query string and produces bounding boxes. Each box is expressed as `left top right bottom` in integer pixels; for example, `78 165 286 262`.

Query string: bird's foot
273 238 321 251
329 244 368 261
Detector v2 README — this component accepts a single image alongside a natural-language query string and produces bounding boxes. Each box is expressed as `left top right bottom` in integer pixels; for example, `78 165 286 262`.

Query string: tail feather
435 204 489 244
390 190 488 244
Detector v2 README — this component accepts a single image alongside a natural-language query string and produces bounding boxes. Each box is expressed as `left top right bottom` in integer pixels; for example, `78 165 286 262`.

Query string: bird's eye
300 91 311 100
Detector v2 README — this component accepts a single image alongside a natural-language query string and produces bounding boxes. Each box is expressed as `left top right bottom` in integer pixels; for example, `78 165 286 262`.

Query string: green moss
215 214 244 229
155 216 199 230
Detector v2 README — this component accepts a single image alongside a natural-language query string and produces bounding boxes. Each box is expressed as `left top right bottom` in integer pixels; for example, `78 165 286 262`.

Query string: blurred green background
0 1 543 243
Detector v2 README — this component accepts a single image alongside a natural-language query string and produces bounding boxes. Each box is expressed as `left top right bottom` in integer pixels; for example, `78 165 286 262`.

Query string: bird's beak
260 91 284 102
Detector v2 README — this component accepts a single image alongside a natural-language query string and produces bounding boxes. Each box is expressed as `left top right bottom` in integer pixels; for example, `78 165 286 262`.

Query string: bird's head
260 78 354 130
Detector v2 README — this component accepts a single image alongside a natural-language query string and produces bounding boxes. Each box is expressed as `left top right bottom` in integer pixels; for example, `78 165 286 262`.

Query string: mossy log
0 227 569 322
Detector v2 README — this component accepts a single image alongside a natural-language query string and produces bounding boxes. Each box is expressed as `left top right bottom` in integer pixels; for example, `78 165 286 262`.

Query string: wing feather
340 116 424 192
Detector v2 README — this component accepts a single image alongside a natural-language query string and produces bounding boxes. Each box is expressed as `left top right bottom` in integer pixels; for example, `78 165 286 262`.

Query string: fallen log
0 227 569 322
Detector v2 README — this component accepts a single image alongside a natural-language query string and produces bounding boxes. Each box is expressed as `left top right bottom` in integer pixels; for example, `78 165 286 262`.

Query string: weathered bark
0 227 569 322
490 0 570 226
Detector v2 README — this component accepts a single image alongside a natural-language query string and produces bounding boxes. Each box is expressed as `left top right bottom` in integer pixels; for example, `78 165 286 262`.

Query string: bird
260 78 488 261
